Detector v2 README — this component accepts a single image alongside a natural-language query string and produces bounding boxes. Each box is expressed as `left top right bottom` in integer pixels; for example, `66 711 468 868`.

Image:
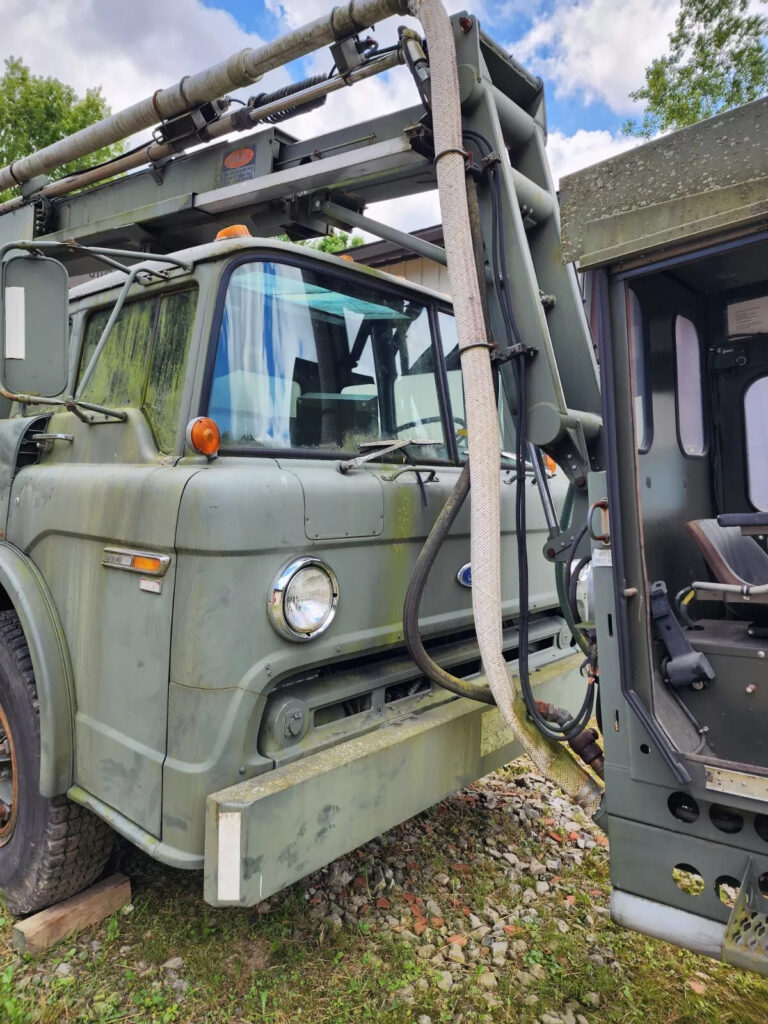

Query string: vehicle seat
685 518 768 602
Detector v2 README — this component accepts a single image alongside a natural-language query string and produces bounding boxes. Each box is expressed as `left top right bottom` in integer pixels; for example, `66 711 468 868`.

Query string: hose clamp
460 340 497 356
434 146 472 168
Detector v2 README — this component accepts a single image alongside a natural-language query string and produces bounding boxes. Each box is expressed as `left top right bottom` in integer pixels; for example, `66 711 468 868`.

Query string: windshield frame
200 252 462 464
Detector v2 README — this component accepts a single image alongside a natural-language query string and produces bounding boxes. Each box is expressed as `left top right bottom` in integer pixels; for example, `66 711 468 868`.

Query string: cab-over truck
0 0 766 975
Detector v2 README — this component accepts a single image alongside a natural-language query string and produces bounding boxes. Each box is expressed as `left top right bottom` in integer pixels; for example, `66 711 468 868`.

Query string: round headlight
268 557 339 641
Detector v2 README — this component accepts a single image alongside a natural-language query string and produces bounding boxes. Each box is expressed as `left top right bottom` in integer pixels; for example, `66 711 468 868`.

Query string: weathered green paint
204 656 583 908
560 96 768 270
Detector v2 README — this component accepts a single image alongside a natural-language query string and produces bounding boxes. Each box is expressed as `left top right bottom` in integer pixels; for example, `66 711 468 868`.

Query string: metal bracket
650 580 716 690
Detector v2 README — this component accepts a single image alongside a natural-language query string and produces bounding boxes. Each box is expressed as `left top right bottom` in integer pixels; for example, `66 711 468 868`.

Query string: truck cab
0 231 581 909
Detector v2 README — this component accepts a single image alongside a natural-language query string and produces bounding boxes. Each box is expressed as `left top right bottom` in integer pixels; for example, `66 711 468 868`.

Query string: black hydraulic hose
402 464 496 704
463 124 595 742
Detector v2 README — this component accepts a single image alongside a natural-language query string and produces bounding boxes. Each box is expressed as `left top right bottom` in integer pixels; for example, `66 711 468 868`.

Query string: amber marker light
186 417 221 459
544 455 557 474
215 224 251 240
132 554 163 573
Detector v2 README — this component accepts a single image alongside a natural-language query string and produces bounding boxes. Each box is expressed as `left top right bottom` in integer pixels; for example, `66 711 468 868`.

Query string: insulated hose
407 0 602 811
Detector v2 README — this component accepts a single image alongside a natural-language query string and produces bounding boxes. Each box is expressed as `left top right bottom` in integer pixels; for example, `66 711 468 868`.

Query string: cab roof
68 235 452 305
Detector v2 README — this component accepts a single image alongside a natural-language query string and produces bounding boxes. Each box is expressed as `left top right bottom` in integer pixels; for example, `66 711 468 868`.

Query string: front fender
0 542 74 796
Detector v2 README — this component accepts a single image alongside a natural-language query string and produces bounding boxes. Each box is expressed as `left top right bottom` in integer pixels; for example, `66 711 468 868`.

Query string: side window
78 289 197 452
437 311 467 445
145 291 197 452
79 298 156 408
626 287 651 452
437 310 515 456
674 315 706 456
745 377 768 510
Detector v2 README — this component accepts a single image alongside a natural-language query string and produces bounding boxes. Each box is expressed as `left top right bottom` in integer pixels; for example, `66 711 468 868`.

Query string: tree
0 57 123 202
276 228 365 251
623 0 768 138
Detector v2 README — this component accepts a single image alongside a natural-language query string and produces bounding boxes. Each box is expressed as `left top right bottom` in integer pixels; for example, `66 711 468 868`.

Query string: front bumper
204 653 582 907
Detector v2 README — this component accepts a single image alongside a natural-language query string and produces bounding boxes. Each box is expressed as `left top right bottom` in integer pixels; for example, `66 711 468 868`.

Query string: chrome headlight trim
267 556 339 642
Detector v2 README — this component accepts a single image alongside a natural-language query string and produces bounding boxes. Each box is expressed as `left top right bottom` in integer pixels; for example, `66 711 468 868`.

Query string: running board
612 876 768 976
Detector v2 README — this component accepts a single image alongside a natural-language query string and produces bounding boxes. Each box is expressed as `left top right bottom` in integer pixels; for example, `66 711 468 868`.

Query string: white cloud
511 0 677 115
0 0 285 121
0 0 646 239
546 128 640 184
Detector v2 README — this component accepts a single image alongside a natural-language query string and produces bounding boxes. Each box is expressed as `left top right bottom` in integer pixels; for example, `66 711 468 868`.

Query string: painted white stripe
5 287 25 359
217 811 242 903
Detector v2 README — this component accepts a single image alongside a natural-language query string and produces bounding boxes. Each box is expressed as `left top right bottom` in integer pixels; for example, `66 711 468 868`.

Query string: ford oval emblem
457 563 472 588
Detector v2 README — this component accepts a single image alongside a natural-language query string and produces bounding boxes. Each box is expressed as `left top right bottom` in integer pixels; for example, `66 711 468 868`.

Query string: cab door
588 258 768 974
6 287 200 838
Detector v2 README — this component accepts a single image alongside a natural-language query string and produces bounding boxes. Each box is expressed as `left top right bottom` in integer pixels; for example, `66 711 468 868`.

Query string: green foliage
0 56 123 202
624 0 768 137
276 228 365 251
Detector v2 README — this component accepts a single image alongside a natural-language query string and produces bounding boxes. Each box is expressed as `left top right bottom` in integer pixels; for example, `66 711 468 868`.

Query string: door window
78 288 197 452
626 287 651 451
745 376 768 510
674 315 706 456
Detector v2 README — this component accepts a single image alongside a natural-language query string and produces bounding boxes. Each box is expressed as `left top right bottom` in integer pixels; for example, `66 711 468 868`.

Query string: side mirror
1 252 69 398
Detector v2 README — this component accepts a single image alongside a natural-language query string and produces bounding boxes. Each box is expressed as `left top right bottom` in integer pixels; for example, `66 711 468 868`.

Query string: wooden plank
11 874 131 955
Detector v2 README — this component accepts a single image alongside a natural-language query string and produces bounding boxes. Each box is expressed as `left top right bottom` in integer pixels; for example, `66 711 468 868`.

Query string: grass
1 774 768 1024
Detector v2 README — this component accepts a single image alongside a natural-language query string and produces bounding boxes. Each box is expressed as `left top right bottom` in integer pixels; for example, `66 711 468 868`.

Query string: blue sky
0 0 679 229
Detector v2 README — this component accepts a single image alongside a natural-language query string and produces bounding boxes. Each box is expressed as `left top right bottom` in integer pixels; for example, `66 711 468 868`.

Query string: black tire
0 610 113 915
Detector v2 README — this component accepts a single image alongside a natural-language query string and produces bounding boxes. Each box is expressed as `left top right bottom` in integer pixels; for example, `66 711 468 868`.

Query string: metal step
723 859 768 974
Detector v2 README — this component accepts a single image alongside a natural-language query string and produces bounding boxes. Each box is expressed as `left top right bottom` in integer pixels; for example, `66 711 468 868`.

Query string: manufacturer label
592 548 612 567
456 563 472 588
224 147 255 170
222 147 257 186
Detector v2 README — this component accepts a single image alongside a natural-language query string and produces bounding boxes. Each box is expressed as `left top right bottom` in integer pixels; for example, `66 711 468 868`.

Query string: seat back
685 519 768 587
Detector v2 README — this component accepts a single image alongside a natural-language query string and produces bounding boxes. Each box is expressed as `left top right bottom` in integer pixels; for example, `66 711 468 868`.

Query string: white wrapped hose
408 0 601 811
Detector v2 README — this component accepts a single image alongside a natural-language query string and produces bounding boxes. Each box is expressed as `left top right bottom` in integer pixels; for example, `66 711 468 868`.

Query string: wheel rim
0 702 18 845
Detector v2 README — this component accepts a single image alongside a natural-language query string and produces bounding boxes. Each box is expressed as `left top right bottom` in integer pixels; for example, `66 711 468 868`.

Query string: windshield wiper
338 438 437 473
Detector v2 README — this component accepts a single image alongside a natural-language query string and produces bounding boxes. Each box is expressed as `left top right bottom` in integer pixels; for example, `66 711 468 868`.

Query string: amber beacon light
215 224 251 240
186 417 221 458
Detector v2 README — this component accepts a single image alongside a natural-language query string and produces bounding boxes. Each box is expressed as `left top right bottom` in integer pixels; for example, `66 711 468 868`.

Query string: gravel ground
5 755 764 1024
287 759 609 1023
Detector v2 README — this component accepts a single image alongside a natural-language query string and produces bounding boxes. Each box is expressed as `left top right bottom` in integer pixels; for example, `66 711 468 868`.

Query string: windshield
207 260 456 458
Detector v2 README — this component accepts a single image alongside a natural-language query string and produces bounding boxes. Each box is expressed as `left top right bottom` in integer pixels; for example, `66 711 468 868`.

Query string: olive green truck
0 0 766 975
